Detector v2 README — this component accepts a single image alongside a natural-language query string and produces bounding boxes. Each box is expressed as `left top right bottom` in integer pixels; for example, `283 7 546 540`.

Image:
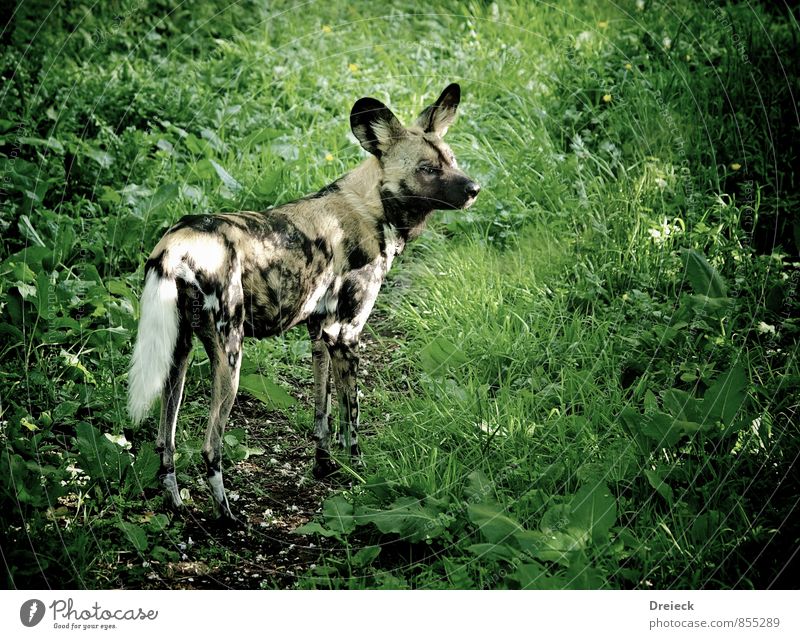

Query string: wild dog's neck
338 157 434 244
379 188 433 243
337 156 383 206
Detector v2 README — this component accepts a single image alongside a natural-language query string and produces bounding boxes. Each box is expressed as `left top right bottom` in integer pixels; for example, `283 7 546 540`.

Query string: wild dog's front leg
309 322 336 478
328 339 362 462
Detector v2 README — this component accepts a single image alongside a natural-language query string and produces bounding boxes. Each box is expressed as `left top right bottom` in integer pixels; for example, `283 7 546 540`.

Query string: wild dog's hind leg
201 335 241 521
155 311 192 510
309 320 335 478
198 260 244 522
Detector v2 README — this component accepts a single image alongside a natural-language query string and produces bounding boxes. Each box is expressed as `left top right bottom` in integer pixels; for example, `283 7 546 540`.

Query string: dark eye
419 165 439 175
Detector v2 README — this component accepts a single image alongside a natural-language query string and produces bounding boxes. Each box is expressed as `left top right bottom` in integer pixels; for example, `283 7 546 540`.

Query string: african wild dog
127 83 480 522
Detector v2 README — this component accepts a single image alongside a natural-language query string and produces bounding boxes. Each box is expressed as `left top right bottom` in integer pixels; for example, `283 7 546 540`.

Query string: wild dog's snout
465 181 481 199
454 176 480 209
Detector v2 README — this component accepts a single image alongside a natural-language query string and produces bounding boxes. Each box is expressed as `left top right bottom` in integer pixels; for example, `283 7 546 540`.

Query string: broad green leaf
464 469 494 501
224 427 246 447
200 128 226 153
681 249 726 298
146 513 170 533
358 496 445 541
524 530 582 566
420 337 468 376
5 247 51 272
18 136 65 153
352 546 381 567
238 373 297 408
193 158 217 179
640 411 704 447
83 146 114 168
467 543 520 563
683 294 734 320
54 224 76 263
570 482 617 546
185 133 213 156
118 522 148 552
243 128 283 148
467 502 524 544
565 559 607 588
76 422 130 481
539 503 572 534
701 366 747 425
253 167 283 198
53 401 80 422
362 475 395 503
323 496 355 534
131 443 161 490
224 434 239 447
643 468 674 504
99 186 122 204
661 388 702 422
292 521 341 538
18 215 46 247
35 271 51 318
208 159 242 192
512 562 567 589
106 279 135 301
136 182 179 218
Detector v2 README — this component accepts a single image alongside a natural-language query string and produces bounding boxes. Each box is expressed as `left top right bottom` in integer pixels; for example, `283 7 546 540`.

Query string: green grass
1 0 798 589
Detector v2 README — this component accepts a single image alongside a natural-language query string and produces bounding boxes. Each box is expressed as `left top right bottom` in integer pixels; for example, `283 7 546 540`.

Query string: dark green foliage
1 0 798 589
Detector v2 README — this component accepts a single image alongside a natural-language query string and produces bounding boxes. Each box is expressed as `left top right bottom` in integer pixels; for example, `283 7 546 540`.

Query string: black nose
466 182 481 198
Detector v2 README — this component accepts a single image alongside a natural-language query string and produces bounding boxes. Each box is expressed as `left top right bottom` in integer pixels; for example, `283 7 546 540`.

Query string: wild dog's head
350 83 480 215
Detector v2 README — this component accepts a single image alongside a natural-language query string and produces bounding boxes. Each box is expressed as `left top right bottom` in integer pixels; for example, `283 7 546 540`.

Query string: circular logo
20 599 46 627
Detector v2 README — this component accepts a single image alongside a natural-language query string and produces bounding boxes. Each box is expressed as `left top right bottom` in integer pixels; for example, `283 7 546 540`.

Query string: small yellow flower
321 25 332 33
602 93 612 103
730 162 741 171
325 153 334 162
598 20 609 29
685 53 691 61
625 63 633 70
348 63 359 73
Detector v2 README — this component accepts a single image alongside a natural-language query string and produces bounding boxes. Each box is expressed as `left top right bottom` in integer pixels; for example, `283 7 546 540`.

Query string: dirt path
131 312 402 589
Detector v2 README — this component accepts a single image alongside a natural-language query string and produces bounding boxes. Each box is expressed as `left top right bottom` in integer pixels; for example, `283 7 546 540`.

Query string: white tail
127 269 180 424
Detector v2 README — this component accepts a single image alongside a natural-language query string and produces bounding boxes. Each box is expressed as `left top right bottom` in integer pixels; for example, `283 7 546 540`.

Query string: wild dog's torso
147 157 404 345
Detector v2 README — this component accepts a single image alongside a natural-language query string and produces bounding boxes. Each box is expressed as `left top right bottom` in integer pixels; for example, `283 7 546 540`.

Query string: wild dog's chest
321 235 400 322
315 225 403 342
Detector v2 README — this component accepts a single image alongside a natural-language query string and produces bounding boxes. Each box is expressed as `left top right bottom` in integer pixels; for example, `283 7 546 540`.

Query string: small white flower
756 322 776 335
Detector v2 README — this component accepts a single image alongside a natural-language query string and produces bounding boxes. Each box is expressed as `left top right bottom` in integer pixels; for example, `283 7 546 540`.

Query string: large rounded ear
414 83 460 137
350 97 404 157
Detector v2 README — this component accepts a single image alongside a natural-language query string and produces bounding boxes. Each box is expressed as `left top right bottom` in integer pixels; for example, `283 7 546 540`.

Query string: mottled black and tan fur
127 84 480 522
